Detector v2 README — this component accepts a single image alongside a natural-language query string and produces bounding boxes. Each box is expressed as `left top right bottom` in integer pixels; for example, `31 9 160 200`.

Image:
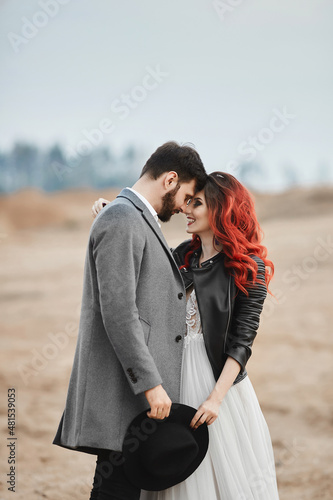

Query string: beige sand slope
0 186 332 499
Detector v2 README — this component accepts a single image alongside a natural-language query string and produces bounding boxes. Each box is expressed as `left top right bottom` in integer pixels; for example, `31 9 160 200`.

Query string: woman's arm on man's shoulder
91 197 111 218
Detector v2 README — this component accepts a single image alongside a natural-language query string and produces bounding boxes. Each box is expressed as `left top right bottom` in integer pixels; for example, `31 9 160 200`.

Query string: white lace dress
140 289 279 500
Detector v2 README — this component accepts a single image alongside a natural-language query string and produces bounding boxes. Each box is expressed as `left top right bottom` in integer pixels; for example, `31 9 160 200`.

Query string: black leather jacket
172 240 268 385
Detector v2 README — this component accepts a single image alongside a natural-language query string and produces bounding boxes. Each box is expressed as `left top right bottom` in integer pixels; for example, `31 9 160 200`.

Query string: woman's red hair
180 172 274 296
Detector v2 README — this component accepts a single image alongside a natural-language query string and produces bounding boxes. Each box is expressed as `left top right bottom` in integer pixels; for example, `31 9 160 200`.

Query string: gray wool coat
53 189 187 454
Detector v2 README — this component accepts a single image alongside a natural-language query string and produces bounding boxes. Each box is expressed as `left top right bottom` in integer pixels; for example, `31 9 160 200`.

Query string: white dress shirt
126 187 161 228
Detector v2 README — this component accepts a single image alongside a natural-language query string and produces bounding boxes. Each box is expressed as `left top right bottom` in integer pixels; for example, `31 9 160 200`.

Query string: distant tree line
0 142 331 194
0 142 144 194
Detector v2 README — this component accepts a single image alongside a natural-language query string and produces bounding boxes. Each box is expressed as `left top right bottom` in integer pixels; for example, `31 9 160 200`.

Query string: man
52 141 207 499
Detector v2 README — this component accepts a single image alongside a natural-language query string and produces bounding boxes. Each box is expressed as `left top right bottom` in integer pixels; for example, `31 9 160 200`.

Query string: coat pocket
139 317 151 345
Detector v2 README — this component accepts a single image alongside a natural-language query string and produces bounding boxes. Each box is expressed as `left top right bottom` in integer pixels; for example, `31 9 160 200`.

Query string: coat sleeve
91 204 163 395
224 255 267 374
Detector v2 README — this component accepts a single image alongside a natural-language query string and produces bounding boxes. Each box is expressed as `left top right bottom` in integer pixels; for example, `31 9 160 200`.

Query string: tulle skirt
140 332 279 500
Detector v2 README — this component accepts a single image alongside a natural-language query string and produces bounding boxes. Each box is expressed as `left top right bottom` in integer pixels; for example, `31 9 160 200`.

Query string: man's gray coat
53 189 186 453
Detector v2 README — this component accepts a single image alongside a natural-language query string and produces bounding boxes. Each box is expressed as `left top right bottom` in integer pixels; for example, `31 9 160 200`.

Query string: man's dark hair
140 141 207 192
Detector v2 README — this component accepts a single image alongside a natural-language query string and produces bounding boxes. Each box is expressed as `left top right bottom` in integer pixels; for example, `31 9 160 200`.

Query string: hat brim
122 403 209 491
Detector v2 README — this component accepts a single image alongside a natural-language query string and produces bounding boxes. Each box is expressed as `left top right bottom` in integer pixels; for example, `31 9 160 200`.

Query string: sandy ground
0 186 332 500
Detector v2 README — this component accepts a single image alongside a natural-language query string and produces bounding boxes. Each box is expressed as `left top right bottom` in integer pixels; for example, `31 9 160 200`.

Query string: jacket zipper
224 275 232 353
185 280 193 290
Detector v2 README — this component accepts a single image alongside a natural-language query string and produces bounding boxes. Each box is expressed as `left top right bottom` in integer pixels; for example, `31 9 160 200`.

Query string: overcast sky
1 0 332 190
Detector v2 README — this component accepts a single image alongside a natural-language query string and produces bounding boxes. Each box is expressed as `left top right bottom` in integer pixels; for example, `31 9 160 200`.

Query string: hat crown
143 423 199 478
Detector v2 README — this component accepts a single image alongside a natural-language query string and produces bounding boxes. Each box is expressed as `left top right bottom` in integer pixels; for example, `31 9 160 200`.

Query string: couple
53 141 280 499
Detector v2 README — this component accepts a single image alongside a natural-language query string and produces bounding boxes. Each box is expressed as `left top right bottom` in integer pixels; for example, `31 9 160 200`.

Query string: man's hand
91 198 111 218
144 384 172 420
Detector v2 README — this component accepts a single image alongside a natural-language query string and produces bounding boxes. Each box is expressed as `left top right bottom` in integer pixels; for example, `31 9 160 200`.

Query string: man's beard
158 184 181 223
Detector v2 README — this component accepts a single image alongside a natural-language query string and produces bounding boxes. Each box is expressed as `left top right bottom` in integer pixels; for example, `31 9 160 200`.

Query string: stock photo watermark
17 320 78 385
51 64 169 181
213 0 247 22
76 406 183 496
71 416 160 495
235 437 307 499
88 417 160 490
263 233 333 320
7 0 71 53
6 388 17 492
225 106 296 174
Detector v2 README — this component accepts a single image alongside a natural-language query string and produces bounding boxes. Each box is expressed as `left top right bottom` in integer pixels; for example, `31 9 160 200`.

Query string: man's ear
163 171 179 191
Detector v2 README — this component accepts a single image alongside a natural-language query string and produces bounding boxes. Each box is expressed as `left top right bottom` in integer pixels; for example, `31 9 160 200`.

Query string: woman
92 172 279 499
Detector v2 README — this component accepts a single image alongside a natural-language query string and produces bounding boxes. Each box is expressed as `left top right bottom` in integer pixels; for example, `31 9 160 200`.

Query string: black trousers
89 449 141 500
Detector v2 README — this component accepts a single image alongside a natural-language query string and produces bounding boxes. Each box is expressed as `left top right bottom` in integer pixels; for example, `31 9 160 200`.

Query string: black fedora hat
122 403 209 491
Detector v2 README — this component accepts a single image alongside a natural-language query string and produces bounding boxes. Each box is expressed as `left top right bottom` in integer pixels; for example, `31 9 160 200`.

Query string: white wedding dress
140 289 279 500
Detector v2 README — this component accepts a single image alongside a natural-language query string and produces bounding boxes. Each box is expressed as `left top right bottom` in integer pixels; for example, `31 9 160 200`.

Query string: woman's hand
189 357 241 429
190 396 221 429
91 198 111 218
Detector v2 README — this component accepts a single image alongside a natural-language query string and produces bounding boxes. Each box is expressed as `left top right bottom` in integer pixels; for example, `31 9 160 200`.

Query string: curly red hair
180 172 274 296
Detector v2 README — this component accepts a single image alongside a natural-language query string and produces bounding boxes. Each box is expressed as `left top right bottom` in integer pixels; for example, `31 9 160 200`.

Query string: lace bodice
185 289 204 347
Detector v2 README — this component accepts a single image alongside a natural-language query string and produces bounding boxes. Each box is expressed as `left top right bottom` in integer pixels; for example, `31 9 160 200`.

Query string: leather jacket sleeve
225 255 267 374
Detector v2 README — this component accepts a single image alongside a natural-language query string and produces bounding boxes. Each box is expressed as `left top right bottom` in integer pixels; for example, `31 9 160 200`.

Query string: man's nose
178 202 188 213
182 204 191 214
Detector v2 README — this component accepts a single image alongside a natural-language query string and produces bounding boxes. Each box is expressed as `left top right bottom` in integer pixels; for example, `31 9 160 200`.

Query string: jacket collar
190 248 224 270
125 187 159 225
180 253 226 294
173 240 224 270
117 187 152 215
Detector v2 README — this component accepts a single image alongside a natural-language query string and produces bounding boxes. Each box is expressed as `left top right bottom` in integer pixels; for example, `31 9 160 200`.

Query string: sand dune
0 186 332 499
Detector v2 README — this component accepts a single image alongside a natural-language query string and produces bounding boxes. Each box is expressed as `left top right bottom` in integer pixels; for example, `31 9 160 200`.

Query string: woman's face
184 190 212 236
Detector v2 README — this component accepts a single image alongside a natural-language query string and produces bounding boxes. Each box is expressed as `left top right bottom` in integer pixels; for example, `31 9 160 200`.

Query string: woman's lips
186 217 195 226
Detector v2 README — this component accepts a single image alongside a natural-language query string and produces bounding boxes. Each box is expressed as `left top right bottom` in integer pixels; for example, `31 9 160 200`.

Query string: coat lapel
116 189 183 282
